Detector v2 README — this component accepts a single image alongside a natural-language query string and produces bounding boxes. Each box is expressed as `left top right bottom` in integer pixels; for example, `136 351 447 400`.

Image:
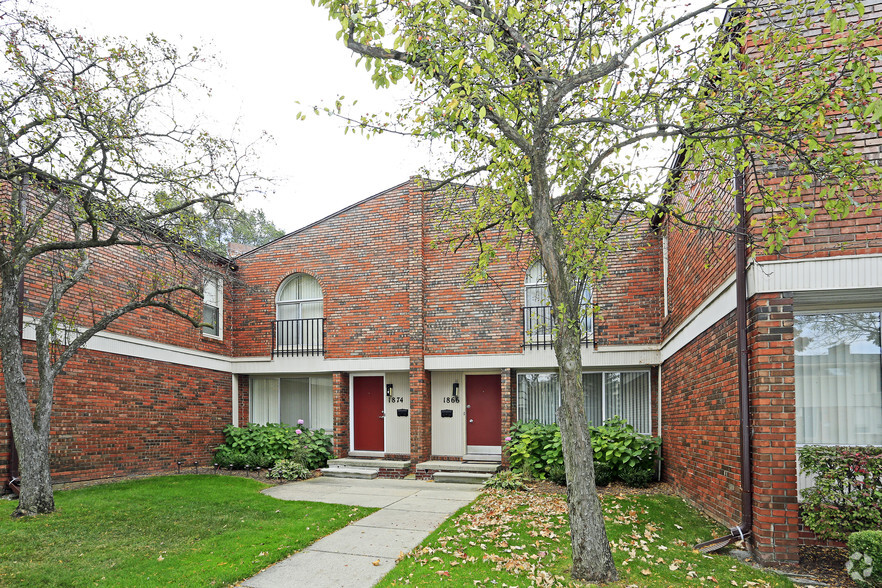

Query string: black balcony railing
272 318 325 357
523 305 593 349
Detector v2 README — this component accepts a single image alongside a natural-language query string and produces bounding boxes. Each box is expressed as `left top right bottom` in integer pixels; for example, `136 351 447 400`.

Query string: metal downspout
695 168 752 552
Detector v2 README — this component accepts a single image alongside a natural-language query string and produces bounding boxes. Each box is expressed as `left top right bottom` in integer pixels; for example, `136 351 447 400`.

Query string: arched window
523 262 592 348
524 262 550 308
524 262 552 347
274 273 324 353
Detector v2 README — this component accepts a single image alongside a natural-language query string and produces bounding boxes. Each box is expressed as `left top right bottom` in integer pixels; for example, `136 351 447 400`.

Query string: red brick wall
332 372 350 458
236 375 249 427
744 1 882 263
422 188 526 355
595 228 664 346
232 180 670 361
750 189 882 262
231 183 414 359
3 343 231 484
11 186 232 357
409 363 431 462
661 312 742 528
662 174 737 341
747 293 801 563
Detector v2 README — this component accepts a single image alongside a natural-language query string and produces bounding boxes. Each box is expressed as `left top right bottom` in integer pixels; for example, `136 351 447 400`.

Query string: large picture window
795 311 882 447
249 375 333 430
517 370 652 434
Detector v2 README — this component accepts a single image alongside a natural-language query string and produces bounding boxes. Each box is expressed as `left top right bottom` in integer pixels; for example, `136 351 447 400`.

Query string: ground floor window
517 370 652 434
249 375 333 430
795 311 882 447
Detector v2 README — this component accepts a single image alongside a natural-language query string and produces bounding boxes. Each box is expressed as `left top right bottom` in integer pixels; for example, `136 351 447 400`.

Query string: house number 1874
388 396 405 403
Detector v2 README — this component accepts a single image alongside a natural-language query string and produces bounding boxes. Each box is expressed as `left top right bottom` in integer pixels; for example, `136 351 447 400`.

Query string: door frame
349 373 386 457
464 371 503 456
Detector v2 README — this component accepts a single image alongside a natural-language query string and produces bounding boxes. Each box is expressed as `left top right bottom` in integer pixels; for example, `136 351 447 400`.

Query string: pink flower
295 429 302 435
297 419 304 425
505 436 512 442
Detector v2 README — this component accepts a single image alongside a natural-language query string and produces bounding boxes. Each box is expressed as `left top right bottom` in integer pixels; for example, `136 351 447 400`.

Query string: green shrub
213 446 249 469
590 416 661 480
594 461 614 486
483 470 527 490
799 446 882 541
268 459 313 481
505 421 562 479
620 465 655 488
298 428 333 470
222 423 297 464
847 530 882 586
215 423 333 471
505 418 661 486
547 463 567 486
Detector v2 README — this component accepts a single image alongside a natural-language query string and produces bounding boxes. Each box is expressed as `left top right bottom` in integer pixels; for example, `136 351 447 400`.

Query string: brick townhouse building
2 166 879 562
2 7 882 566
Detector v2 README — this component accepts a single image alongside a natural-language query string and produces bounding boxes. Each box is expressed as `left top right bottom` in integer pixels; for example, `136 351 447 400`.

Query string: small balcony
523 305 593 349
272 318 325 357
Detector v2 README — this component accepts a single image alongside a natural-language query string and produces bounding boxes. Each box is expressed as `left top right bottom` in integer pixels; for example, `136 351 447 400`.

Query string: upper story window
277 273 323 320
525 262 550 307
274 273 324 355
202 278 222 338
523 262 592 348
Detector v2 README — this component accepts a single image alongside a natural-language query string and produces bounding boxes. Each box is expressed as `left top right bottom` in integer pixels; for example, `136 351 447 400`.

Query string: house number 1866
442 396 460 403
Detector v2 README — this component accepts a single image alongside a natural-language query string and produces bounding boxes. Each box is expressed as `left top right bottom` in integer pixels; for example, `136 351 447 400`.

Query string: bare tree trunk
530 184 618 583
0 272 56 516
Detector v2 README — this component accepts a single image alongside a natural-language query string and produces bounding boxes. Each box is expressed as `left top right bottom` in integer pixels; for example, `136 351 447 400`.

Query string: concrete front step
433 472 493 484
415 460 501 474
320 466 379 480
327 458 411 470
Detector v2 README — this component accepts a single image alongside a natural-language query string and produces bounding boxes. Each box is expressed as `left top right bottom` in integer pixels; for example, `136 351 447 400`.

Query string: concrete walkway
240 477 481 588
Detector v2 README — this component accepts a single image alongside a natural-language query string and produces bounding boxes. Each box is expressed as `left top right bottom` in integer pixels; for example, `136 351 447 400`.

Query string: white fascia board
750 253 882 295
22 317 232 373
660 254 882 362
426 346 659 371
231 355 410 375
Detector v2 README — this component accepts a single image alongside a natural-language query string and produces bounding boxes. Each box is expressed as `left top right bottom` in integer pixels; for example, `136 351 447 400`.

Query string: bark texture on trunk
1 271 56 517
529 177 618 583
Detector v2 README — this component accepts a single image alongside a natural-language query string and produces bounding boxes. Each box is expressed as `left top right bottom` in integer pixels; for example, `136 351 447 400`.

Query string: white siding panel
431 371 465 457
384 372 411 454
751 255 882 295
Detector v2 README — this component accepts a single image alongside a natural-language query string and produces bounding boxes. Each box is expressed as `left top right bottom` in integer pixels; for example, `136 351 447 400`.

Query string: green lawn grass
378 489 793 587
0 475 374 587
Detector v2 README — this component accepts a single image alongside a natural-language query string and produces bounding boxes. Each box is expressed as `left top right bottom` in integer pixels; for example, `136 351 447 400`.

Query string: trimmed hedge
799 445 882 541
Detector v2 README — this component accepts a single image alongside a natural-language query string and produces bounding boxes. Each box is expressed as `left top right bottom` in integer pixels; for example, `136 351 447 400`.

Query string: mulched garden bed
796 545 856 587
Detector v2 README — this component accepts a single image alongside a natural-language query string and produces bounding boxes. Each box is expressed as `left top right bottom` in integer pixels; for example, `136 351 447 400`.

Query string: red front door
353 376 384 451
466 374 502 448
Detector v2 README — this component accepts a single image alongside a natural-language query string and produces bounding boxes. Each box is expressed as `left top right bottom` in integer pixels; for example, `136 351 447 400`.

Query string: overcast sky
35 0 431 233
